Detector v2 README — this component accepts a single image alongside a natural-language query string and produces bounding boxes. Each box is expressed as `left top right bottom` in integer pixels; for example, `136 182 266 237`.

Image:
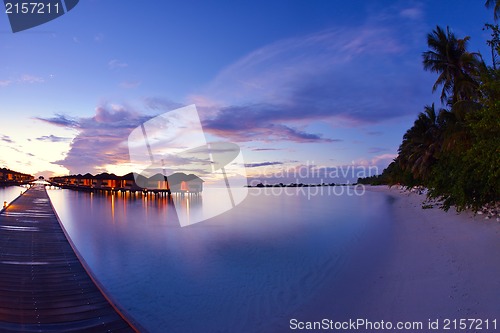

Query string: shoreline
362 185 500 320
364 184 500 221
286 185 500 329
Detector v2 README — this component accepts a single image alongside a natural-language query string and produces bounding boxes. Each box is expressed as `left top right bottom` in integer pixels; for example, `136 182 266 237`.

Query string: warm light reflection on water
0 186 24 208
47 187 393 333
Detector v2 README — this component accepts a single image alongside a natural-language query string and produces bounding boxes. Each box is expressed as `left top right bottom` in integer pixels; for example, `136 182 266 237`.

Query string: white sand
355 186 500 321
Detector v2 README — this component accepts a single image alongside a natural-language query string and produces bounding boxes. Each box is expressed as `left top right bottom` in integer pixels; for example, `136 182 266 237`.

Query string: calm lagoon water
0 186 24 208
47 187 394 333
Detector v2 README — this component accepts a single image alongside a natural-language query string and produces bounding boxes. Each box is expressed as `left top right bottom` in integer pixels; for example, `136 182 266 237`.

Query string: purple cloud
108 59 128 69
245 161 283 168
367 147 390 154
366 131 383 136
19 74 44 84
203 104 340 143
142 97 183 112
120 80 141 89
251 148 282 151
37 105 222 175
37 105 154 174
1 135 14 144
400 5 423 20
36 135 71 143
36 114 79 128
193 13 432 143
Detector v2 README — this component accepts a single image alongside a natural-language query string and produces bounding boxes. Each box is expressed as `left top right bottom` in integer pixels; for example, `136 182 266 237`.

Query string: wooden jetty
0 185 139 332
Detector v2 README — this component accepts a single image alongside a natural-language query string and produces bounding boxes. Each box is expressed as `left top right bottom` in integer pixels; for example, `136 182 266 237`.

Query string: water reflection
0 186 24 209
172 192 202 225
59 188 238 228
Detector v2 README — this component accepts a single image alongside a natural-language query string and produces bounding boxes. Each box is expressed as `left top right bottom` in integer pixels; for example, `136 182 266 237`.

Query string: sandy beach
362 186 500 319
288 185 500 331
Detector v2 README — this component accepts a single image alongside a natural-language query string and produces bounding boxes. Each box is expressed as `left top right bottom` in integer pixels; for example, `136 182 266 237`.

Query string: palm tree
398 104 448 182
422 26 481 105
486 0 500 20
484 23 500 69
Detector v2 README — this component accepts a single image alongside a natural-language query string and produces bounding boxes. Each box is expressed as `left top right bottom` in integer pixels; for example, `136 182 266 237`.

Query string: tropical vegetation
360 2 500 212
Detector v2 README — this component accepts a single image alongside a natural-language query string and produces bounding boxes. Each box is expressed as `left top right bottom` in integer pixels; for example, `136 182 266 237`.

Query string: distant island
247 182 355 188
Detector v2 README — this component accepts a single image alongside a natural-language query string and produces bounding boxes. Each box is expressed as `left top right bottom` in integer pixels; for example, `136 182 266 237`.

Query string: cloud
0 75 45 87
36 114 79 128
2 74 51 86
400 5 423 20
35 170 58 179
36 135 72 143
245 161 283 168
37 105 153 174
94 33 104 42
142 97 184 113
248 161 383 184
120 80 141 89
1 144 34 161
357 153 397 171
1 135 14 144
19 74 44 84
38 102 227 175
203 104 341 143
193 17 431 144
367 147 390 154
251 148 282 151
108 59 128 69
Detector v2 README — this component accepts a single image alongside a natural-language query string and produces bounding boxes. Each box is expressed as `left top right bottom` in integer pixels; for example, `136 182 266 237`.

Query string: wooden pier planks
0 186 138 332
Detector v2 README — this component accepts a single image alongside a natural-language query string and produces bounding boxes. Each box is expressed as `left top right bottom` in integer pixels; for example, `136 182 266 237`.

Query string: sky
0 0 495 183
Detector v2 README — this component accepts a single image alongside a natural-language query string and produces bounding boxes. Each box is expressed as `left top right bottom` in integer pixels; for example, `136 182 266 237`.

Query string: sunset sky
0 1 494 182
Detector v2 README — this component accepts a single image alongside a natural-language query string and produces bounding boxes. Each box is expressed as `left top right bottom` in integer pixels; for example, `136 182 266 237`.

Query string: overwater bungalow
168 173 204 193
120 173 144 191
93 173 121 189
79 173 93 187
0 168 34 184
50 172 203 194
